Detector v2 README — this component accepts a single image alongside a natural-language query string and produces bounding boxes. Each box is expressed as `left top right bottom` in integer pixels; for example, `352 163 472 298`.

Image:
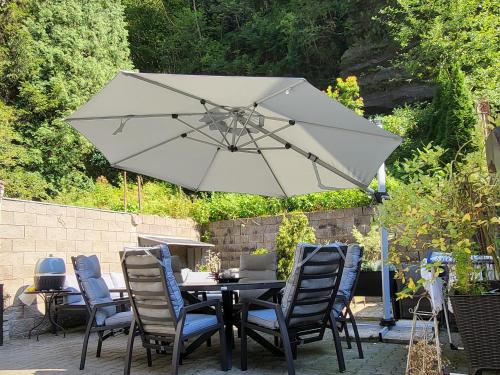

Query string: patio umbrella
66 72 401 197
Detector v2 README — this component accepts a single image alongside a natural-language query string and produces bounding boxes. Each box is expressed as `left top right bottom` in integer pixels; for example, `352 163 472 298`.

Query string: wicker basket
450 293 500 375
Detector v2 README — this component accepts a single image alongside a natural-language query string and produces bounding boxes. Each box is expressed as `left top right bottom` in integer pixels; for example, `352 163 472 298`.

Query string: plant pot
450 293 500 375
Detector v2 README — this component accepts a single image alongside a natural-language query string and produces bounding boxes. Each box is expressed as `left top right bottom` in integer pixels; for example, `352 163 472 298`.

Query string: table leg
28 295 49 341
47 293 66 337
221 290 233 370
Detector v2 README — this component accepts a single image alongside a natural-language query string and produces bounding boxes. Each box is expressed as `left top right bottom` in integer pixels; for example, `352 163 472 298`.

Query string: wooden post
137 175 143 211
123 171 127 212
477 99 491 139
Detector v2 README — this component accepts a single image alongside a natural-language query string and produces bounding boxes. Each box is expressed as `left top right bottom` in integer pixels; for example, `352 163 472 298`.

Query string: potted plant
379 145 499 375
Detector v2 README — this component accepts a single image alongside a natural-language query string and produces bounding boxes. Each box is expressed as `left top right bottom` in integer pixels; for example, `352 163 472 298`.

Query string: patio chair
120 245 227 375
238 252 278 303
330 244 364 359
71 255 132 370
240 243 346 375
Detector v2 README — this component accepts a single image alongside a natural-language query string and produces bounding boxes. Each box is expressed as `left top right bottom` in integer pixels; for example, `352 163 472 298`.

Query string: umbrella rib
260 115 402 141
175 118 227 148
253 79 307 106
195 148 220 192
185 136 221 148
202 103 230 146
65 113 206 122
237 123 292 148
245 121 373 193
247 132 288 198
122 72 227 109
111 123 210 166
234 105 257 146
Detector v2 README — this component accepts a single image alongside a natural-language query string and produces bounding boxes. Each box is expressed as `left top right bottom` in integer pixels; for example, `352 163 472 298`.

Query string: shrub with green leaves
276 212 316 280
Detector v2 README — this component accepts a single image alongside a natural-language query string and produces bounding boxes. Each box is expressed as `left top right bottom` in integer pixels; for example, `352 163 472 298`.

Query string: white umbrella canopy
67 71 401 197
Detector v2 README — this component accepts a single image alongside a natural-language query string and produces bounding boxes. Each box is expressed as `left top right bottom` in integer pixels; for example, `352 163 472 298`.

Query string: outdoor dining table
179 280 286 369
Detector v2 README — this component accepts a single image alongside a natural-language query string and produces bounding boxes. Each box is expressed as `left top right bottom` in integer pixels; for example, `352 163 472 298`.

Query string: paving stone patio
0 328 472 375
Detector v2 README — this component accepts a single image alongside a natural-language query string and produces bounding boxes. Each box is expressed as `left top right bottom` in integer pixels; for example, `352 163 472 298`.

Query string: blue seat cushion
183 313 218 336
247 309 279 330
104 311 132 326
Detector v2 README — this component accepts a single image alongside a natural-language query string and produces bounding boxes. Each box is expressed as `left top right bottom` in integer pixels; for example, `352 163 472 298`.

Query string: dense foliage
276 212 316 279
0 0 132 197
379 145 499 295
380 0 499 105
416 64 478 161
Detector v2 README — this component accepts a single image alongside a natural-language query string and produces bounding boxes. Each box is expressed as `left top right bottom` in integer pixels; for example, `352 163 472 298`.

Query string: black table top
179 280 285 292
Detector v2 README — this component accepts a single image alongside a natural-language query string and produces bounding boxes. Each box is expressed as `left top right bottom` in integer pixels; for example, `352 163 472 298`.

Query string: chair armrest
92 298 130 309
109 288 127 293
245 298 280 310
183 299 219 312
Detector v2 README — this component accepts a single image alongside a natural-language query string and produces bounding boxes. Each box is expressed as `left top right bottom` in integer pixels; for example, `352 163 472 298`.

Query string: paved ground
0 328 472 375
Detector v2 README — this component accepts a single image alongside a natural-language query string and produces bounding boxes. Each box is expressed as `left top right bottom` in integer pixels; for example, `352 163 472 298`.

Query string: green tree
0 0 132 197
418 64 477 160
276 212 316 280
380 0 500 104
325 76 364 115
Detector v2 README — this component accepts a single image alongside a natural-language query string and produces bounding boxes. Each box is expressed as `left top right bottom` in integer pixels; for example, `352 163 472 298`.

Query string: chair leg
80 321 93 370
146 348 152 367
291 342 298 360
349 311 364 359
218 324 228 371
124 321 136 375
171 334 183 375
330 312 346 373
240 322 248 371
343 320 352 349
279 328 296 375
96 331 103 357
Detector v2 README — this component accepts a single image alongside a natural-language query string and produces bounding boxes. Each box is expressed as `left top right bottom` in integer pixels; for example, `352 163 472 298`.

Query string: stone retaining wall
0 198 198 338
206 207 375 269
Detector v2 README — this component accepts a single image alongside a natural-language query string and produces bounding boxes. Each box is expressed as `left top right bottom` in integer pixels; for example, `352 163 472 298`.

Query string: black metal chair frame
71 256 131 370
240 245 347 375
330 246 364 359
120 248 228 375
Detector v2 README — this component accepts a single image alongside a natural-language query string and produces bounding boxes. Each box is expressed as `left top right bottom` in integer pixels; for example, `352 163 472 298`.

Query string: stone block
75 240 93 253
84 209 101 220
116 213 131 223
0 239 13 253
0 225 24 239
46 227 67 241
66 228 85 241
76 218 93 230
141 215 155 225
264 233 277 242
35 240 56 253
108 221 124 232
100 211 117 221
65 206 76 217
116 231 131 242
1 211 14 224
100 231 117 242
92 241 108 252
1 199 25 212
45 205 66 217
23 252 44 265
327 209 345 219
83 230 101 241
75 208 88 218
36 214 58 228
56 240 76 252
12 239 35 252
58 216 76 229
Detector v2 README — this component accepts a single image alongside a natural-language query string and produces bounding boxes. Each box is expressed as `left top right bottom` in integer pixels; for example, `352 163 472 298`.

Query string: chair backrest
239 252 277 302
120 244 184 338
281 243 346 337
239 252 277 281
71 255 116 325
332 244 363 315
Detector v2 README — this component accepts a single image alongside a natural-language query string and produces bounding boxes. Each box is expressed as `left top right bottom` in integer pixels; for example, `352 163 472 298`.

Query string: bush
276 212 316 280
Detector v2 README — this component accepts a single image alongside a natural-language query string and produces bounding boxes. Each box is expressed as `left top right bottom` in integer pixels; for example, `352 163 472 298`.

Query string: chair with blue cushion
71 255 132 370
330 244 364 359
240 243 346 375
120 245 227 375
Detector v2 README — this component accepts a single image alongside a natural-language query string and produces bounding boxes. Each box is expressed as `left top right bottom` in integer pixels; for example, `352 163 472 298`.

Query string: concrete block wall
206 207 375 269
0 197 198 338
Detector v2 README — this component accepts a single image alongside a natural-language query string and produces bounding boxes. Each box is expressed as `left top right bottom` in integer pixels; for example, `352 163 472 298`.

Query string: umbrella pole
375 119 396 328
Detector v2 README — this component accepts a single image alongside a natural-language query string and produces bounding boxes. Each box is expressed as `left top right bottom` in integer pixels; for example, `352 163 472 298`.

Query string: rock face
339 42 434 114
